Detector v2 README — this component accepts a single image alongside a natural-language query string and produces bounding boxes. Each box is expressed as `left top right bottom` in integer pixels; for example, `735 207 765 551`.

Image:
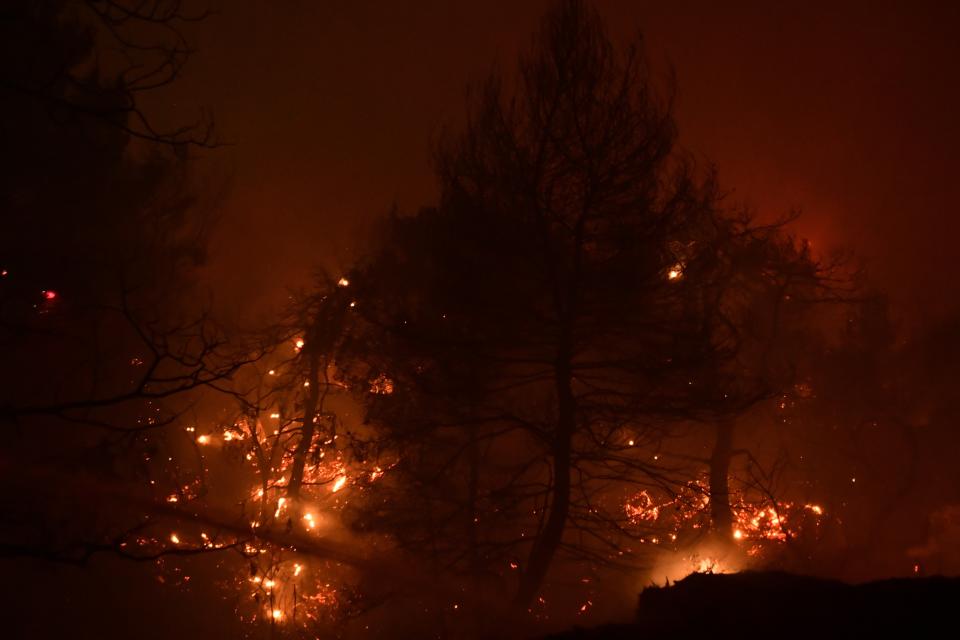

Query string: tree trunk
709 417 735 538
515 347 574 607
287 342 321 503
466 423 481 575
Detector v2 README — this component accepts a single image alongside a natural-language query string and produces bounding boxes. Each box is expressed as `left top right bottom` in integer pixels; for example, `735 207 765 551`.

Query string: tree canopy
334 0 830 610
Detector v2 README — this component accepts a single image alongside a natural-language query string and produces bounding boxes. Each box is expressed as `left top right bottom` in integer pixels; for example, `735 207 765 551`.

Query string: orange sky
164 1 960 324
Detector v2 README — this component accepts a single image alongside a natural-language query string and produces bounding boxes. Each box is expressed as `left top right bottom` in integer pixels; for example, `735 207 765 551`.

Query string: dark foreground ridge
549 570 960 638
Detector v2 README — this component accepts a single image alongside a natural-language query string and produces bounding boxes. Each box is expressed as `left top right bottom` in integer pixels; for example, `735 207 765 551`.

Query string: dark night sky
167 0 960 323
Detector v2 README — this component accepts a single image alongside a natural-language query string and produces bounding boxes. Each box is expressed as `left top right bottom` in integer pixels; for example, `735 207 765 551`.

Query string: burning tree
120 283 404 635
0 16 430 615
331 0 833 617
687 228 840 542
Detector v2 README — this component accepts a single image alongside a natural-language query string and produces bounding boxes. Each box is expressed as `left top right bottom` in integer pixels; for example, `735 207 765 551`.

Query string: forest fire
3 0 959 638
624 482 826 564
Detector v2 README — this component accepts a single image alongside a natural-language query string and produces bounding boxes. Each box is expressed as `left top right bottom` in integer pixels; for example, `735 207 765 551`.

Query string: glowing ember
369 373 394 395
624 490 660 523
695 557 723 573
623 477 827 561
223 428 244 441
143 348 403 630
